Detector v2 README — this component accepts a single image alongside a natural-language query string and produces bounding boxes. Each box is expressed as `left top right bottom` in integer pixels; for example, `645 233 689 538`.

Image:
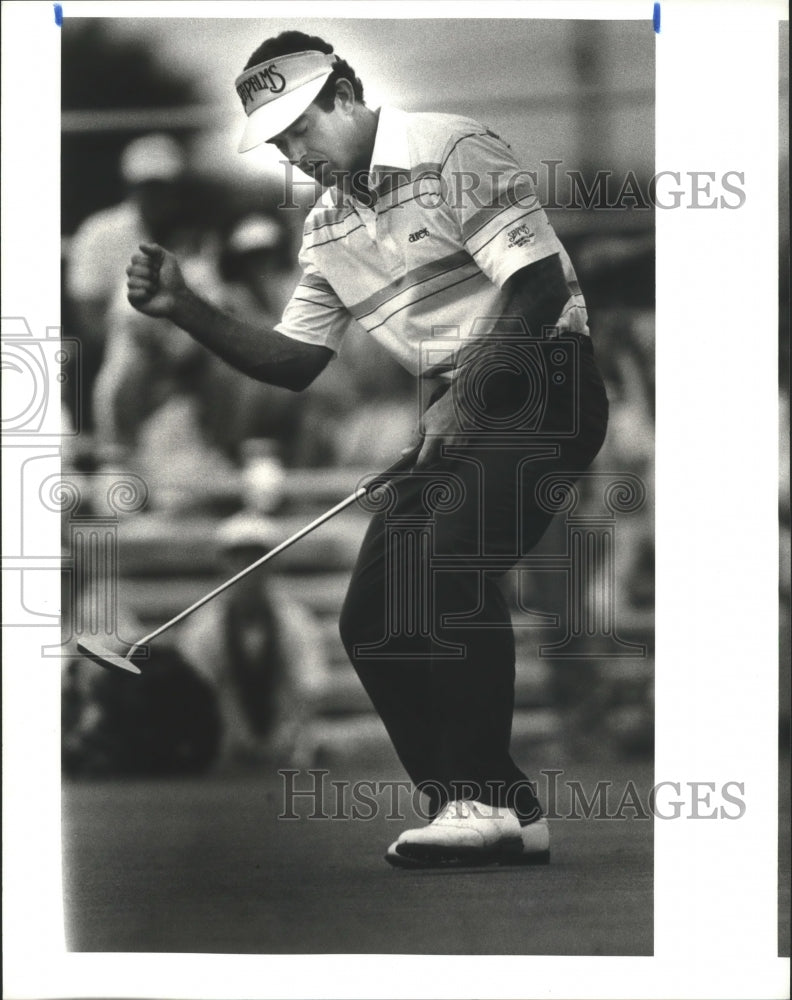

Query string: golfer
126 30 609 868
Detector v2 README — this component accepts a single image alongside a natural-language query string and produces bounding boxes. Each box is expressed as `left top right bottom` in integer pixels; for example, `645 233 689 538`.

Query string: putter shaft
76 448 417 674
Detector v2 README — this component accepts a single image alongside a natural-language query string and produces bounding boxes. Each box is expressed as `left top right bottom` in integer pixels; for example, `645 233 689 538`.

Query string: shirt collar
320 106 411 211
368 106 411 180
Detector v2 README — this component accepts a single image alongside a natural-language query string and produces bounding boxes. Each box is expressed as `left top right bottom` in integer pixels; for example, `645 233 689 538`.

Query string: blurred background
60 16 658 782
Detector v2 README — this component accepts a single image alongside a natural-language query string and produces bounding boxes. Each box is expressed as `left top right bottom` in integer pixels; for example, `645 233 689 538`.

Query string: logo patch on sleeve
507 223 536 248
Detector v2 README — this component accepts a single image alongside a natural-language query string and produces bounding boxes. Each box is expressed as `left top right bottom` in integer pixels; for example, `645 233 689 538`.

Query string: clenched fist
126 243 187 318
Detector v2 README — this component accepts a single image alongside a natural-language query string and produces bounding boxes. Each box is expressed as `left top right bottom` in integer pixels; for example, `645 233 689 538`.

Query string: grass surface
63 758 654 955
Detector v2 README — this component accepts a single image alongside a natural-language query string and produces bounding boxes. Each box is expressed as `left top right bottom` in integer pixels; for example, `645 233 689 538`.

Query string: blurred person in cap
177 511 330 766
220 213 297 319
219 213 400 467
65 134 189 436
88 136 244 481
214 213 306 462
93 240 240 476
125 31 609 867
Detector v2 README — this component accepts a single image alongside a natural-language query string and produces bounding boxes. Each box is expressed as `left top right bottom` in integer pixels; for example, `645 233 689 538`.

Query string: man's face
268 99 361 189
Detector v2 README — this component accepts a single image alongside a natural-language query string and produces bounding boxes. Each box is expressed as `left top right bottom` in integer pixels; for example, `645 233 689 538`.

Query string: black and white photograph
1 1 788 998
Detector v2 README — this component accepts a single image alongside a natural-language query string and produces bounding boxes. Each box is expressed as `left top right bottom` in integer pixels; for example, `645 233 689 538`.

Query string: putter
77 449 418 675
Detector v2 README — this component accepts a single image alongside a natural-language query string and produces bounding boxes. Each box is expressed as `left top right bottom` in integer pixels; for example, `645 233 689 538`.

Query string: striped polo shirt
275 106 588 377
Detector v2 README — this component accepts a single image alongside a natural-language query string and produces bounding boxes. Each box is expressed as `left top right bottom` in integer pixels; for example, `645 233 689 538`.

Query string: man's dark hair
244 31 364 112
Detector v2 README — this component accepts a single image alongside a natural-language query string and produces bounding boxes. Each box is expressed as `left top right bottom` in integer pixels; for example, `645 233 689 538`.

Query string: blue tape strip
653 2 661 33
54 3 63 26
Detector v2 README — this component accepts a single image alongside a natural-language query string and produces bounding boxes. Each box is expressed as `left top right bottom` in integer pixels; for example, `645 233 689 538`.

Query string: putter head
76 639 142 675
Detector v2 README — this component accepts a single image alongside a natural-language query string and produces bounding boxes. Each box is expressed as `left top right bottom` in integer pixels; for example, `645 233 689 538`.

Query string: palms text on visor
234 50 336 152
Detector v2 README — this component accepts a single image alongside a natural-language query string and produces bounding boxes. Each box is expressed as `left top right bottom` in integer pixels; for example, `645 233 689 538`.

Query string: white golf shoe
387 800 550 867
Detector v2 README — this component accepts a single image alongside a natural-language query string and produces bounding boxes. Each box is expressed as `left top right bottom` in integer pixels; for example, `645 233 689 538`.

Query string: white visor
235 51 335 153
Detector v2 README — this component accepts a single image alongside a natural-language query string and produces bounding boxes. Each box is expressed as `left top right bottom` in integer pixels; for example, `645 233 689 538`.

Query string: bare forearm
169 287 328 391
126 243 331 392
446 254 569 382
171 286 283 370
500 253 571 337
451 254 572 404
458 254 571 368
416 255 576 463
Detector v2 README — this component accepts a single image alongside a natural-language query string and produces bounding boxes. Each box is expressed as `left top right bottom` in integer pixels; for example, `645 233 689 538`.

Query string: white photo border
1 1 788 997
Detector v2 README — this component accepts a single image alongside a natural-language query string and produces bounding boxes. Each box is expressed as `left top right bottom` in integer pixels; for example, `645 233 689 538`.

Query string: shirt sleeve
274 255 352 355
441 129 563 288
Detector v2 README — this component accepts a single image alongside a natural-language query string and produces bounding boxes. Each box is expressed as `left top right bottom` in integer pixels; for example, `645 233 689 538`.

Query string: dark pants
339 334 609 821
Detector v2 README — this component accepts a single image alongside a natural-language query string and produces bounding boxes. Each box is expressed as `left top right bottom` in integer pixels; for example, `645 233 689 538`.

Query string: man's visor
235 51 335 153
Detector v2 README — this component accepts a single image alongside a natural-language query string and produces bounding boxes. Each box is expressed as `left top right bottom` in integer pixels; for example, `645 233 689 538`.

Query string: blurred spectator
177 512 331 766
92 249 237 456
62 642 222 778
571 232 655 310
213 213 419 469
282 323 417 470
212 214 307 463
583 309 654 623
532 308 655 752
220 213 297 318
590 309 654 467
238 437 287 515
86 155 258 504
331 325 417 468
65 134 190 434
83 187 418 473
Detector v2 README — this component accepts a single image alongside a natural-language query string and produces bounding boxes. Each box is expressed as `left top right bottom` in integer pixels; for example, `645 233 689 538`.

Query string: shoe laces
434 800 472 823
